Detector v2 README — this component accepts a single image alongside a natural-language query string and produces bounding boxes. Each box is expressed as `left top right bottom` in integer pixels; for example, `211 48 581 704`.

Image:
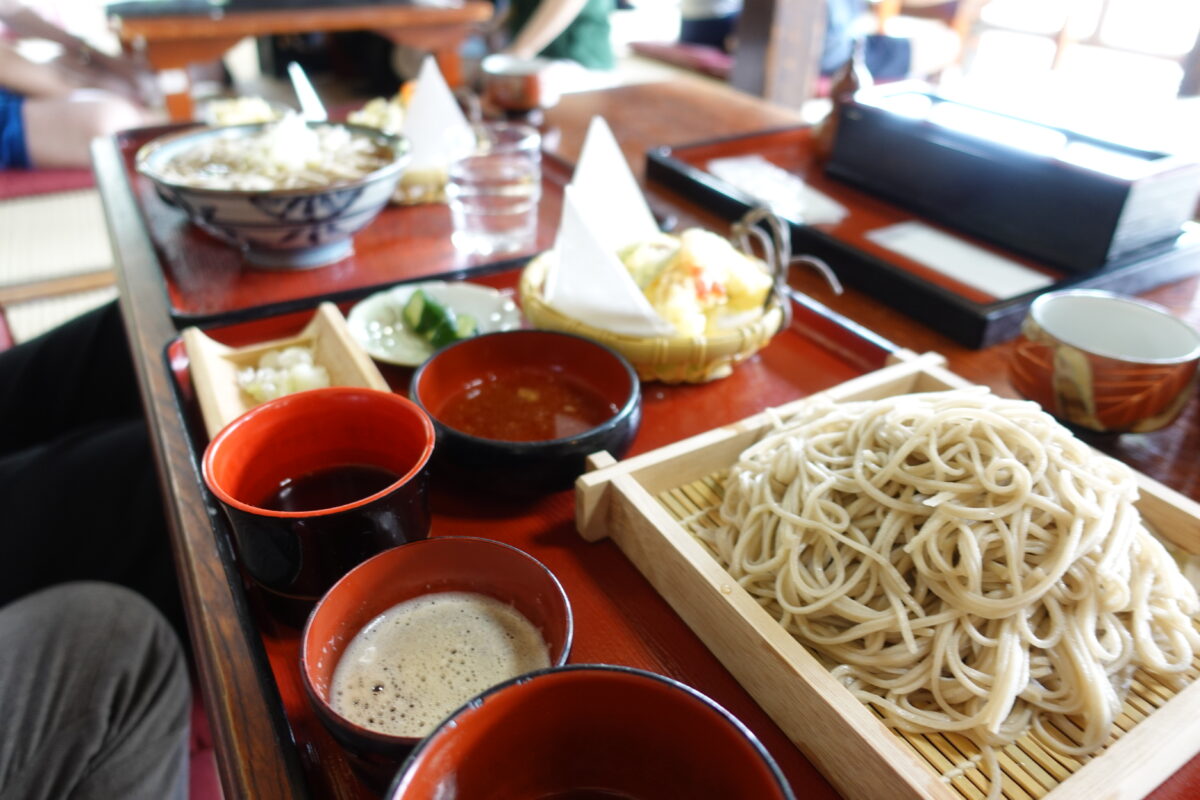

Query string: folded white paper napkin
403 56 476 170
568 116 660 251
543 117 675 337
546 186 673 337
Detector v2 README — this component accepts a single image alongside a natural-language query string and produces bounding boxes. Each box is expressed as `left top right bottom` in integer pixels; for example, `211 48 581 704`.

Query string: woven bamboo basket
519 252 787 383
518 208 836 384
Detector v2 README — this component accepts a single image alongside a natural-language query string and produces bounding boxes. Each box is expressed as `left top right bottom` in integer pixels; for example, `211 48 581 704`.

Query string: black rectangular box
825 83 1200 274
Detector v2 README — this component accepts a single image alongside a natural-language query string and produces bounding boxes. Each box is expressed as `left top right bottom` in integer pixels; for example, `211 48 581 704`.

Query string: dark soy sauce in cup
261 464 400 512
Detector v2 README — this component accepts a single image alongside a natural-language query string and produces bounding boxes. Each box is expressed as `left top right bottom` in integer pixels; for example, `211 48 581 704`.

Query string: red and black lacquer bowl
202 387 435 606
409 329 641 496
387 663 796 800
301 536 573 787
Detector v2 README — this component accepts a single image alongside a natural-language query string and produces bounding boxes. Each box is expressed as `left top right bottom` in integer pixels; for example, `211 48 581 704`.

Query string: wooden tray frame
645 128 1200 349
576 353 1200 800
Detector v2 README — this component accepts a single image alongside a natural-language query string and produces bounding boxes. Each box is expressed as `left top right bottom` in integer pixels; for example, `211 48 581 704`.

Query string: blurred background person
821 0 960 82
675 0 960 84
678 0 742 54
0 0 161 168
493 0 617 69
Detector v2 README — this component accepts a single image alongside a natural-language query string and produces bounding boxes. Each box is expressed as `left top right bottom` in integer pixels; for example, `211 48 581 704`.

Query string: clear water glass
446 122 541 256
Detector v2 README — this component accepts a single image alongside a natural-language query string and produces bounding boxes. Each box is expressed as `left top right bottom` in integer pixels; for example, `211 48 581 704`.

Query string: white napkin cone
403 56 476 170
567 116 660 251
543 116 675 337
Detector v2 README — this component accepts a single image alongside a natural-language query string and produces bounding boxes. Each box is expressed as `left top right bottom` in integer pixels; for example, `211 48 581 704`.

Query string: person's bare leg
22 90 151 168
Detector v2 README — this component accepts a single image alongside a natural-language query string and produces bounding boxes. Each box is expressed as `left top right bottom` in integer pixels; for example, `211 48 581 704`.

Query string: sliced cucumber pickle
402 289 478 349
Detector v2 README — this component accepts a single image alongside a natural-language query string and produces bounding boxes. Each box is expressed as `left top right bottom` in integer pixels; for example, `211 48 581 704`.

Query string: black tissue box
825 83 1200 274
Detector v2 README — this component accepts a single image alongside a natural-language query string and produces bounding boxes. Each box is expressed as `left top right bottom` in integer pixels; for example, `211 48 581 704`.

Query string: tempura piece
619 228 773 337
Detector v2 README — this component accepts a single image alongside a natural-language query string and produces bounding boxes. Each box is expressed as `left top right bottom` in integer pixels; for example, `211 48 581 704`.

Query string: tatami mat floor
4 287 120 342
0 189 117 343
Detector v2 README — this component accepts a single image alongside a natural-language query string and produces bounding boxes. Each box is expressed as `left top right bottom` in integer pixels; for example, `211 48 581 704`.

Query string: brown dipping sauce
260 463 400 512
437 366 618 442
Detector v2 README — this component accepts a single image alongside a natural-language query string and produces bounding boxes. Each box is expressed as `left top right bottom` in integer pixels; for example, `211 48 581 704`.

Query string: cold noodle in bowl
151 114 400 191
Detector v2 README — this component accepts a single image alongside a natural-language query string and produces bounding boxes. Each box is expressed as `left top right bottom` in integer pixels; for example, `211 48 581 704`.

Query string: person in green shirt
501 0 616 70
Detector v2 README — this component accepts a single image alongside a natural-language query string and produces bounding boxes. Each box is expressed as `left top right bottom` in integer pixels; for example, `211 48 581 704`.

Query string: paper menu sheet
866 221 1054 299
706 155 848 226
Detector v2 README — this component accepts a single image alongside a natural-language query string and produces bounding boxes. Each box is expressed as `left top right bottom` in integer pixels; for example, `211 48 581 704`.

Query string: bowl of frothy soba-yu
300 536 572 789
136 114 410 269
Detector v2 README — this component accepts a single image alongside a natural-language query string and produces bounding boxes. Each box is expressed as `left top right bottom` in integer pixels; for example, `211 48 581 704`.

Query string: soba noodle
156 114 396 191
691 389 1198 797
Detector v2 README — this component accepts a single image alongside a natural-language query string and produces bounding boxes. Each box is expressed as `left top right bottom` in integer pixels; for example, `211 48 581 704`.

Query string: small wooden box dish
183 302 389 439
576 352 1200 800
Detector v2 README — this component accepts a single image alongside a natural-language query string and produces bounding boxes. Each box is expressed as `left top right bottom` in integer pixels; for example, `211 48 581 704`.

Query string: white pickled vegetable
237 345 330 403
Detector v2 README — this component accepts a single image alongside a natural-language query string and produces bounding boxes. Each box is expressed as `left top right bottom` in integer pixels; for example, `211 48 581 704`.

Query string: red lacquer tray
165 263 898 798
646 127 1200 348
117 125 569 327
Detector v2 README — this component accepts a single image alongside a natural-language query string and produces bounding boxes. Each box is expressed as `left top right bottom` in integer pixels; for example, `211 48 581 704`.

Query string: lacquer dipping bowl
409 330 642 496
387 664 797 800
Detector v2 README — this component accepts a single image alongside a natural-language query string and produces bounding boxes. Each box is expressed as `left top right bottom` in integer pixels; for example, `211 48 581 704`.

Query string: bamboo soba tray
576 353 1200 800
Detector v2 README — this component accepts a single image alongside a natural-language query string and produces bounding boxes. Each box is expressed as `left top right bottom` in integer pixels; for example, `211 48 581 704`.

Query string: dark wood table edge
93 134 314 799
645 135 1200 349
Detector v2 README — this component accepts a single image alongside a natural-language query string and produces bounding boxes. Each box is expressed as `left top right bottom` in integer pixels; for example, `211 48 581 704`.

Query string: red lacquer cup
202 387 435 606
301 536 573 788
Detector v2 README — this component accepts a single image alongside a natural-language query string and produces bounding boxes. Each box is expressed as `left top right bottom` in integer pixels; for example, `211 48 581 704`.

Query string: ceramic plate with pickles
347 281 524 366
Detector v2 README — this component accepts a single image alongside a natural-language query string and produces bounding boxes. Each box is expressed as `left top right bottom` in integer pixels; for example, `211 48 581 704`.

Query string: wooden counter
108 0 491 120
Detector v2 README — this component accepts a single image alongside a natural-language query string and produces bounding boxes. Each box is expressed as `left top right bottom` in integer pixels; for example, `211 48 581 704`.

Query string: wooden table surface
108 0 492 120
93 75 1200 799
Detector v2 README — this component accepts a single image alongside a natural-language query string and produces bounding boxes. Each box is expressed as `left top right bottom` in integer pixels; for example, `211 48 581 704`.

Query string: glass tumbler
446 122 542 256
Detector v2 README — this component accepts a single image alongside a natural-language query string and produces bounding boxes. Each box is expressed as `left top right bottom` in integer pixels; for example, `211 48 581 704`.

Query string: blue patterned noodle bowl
135 121 410 270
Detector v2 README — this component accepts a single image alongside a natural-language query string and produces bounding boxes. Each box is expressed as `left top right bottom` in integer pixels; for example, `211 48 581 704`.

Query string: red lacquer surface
166 265 892 799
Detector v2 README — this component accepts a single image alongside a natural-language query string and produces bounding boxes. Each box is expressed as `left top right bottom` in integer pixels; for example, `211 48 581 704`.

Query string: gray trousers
0 582 190 800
